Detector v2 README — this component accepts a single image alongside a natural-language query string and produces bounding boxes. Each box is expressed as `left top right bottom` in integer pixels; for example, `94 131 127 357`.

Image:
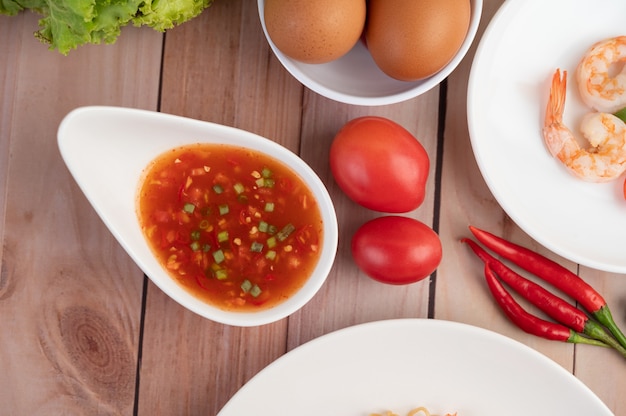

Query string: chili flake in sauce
137 143 323 312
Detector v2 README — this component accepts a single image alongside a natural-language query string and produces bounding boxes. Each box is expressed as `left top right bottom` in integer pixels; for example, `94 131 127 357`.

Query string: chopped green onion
218 204 229 215
203 244 211 252
215 269 228 280
615 107 626 123
261 167 272 178
265 250 277 261
266 236 277 248
251 241 264 253
241 280 261 297
277 223 295 241
217 230 229 243
264 202 274 212
213 184 224 194
198 219 210 230
213 249 225 264
183 203 195 214
250 284 262 298
253 177 275 188
233 182 245 194
258 221 269 233
241 279 252 292
190 241 200 251
190 230 201 241
268 224 278 235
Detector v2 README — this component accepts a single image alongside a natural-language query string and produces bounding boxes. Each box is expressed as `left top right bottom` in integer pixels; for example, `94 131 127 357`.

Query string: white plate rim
218 318 612 416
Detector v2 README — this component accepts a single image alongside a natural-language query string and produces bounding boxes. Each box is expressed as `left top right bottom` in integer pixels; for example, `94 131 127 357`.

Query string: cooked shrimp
576 36 626 114
543 69 626 182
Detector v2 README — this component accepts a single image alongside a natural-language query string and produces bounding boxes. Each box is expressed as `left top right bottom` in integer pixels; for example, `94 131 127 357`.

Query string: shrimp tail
542 69 572 158
545 69 567 128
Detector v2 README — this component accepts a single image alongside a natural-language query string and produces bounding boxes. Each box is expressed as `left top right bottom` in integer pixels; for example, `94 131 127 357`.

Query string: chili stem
593 306 626 352
568 331 614 349
584 319 626 359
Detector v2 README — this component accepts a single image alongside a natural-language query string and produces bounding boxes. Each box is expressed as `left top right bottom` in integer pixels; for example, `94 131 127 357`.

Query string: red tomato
329 116 429 213
351 216 442 285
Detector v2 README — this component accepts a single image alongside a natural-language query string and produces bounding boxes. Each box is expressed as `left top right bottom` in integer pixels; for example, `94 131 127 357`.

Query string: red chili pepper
278 177 295 193
295 224 317 250
195 272 211 290
464 238 587 331
175 229 191 245
469 226 603 311
177 182 185 202
468 225 626 350
483 263 607 347
464 238 626 355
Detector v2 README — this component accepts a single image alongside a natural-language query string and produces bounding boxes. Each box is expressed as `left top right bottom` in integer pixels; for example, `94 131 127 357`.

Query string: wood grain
1 0 625 414
437 0 575 368
0 13 25 282
0 14 162 414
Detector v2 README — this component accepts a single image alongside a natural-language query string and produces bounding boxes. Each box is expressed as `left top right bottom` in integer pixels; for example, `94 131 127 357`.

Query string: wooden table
1 0 625 414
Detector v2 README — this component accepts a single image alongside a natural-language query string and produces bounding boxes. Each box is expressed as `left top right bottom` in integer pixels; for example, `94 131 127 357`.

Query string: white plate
468 0 626 273
57 106 338 327
219 319 612 415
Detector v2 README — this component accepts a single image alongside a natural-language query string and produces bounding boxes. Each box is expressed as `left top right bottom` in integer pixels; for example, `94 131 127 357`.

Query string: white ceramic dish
218 319 612 415
57 106 338 327
468 0 626 273
257 0 483 106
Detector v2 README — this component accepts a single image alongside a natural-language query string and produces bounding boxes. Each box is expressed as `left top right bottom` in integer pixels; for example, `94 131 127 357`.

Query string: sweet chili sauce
137 143 323 312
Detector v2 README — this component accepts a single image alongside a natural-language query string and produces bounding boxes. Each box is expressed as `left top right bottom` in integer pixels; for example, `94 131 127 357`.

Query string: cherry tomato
329 116 429 213
351 216 442 285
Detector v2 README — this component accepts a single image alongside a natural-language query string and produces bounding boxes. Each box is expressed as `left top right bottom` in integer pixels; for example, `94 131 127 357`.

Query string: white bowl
57 106 338 326
258 0 483 106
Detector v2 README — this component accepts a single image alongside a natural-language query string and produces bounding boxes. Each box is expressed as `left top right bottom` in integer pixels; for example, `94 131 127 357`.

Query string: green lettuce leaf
1 0 25 15
2 0 214 54
133 0 212 31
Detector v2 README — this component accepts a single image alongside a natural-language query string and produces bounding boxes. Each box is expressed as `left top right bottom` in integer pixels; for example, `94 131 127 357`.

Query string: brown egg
264 0 366 64
365 0 471 81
